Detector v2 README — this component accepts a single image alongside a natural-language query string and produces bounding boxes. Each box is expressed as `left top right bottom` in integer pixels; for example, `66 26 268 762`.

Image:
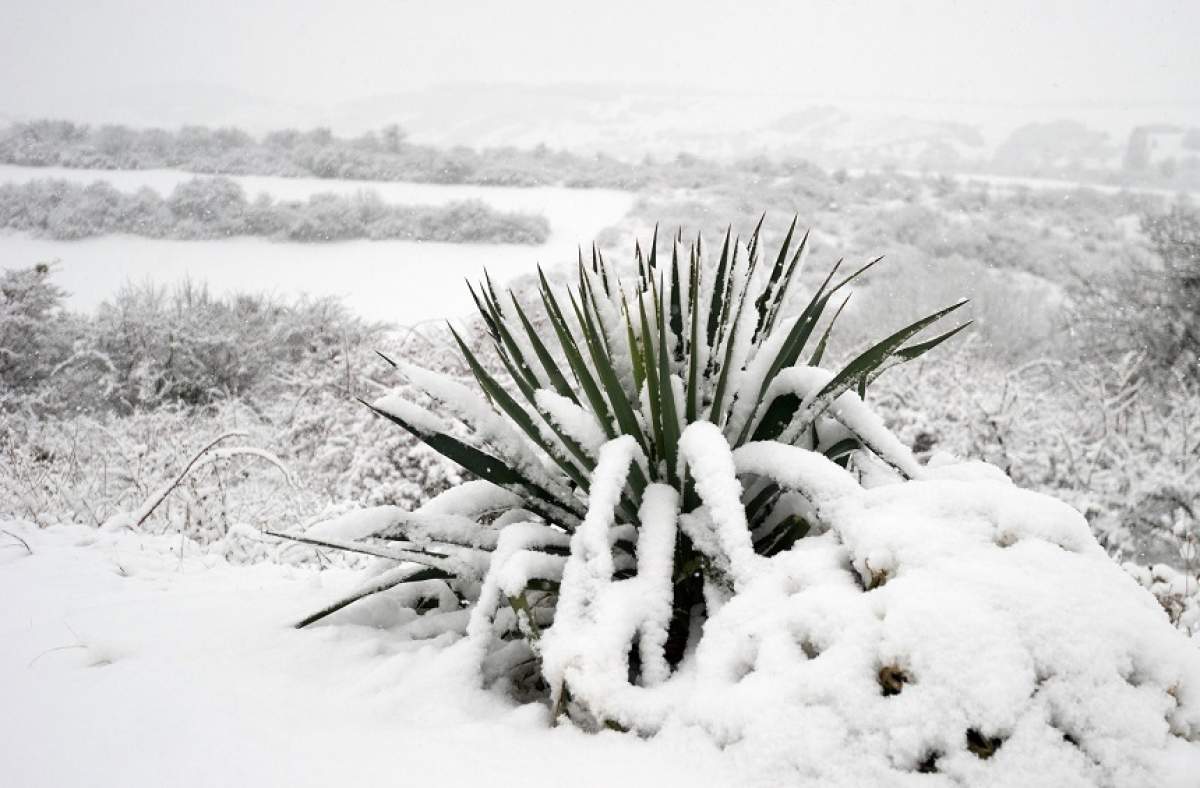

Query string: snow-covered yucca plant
279 221 1200 783
282 219 965 680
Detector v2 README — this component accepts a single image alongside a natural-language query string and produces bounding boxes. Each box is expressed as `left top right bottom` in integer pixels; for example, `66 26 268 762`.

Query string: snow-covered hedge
0 177 550 244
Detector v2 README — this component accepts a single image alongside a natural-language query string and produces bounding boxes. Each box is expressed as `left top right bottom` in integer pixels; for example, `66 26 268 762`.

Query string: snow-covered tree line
0 177 550 243
0 119 684 190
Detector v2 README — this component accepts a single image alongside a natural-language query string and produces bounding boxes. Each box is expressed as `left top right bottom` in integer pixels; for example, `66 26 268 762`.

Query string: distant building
1124 125 1200 173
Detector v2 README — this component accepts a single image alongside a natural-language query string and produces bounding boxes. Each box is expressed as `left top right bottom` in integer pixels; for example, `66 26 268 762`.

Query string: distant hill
331 84 995 167
328 84 1200 176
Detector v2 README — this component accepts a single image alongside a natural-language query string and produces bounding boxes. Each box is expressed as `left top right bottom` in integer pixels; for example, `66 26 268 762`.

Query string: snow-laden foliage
269 239 919 622
0 391 464 559
0 263 75 400
2 269 385 414
251 219 1200 779
281 219 970 641
1079 205 1200 378
0 277 466 550
876 343 1200 584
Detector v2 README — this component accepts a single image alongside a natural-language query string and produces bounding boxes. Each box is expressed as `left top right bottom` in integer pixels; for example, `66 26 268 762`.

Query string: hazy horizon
3 0 1198 140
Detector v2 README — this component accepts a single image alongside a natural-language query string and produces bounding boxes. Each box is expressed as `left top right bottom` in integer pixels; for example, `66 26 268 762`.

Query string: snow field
0 521 736 788
0 164 633 323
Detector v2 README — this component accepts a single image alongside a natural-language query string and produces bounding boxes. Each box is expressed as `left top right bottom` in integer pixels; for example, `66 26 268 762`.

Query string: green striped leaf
753 215 798 343
509 293 579 404
706 226 732 349
537 267 617 437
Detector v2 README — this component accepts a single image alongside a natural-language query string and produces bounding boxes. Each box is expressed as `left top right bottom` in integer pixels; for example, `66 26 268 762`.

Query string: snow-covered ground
0 522 735 788
0 164 633 324
6 462 1198 788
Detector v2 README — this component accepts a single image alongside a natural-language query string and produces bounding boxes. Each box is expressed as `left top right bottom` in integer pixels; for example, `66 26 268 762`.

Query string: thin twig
133 431 247 528
28 644 86 668
0 528 32 555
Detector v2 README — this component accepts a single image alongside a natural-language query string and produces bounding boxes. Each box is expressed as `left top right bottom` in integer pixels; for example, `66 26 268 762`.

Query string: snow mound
530 427 1200 787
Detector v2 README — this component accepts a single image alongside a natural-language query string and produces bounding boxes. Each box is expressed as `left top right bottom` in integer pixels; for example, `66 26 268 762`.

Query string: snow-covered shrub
0 280 464 550
0 263 77 405
3 276 386 415
873 343 1200 581
283 221 1200 783
0 391 462 556
280 222 943 677
1 403 302 537
872 342 1200 646
1075 203 1200 380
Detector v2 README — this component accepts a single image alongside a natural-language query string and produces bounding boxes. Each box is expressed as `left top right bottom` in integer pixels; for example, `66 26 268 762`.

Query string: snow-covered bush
0 389 463 557
1 272 386 415
282 221 1200 783
285 218 972 635
0 277 464 550
0 263 77 403
872 343 1200 578
1075 204 1200 380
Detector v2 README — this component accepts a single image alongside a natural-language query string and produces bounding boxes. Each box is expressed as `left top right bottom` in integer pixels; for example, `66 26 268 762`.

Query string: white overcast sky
1 0 1197 115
